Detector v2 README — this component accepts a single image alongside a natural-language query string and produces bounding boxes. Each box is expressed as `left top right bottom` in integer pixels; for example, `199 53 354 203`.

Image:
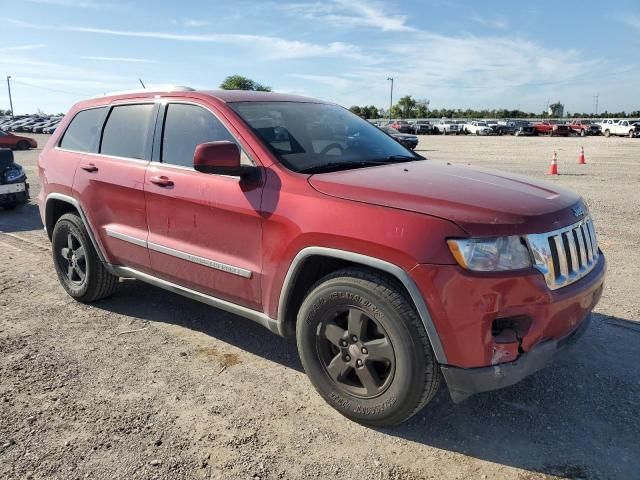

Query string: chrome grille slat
525 216 599 290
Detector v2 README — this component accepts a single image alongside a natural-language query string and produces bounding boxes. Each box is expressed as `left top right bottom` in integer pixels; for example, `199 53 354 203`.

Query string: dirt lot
1 133 638 480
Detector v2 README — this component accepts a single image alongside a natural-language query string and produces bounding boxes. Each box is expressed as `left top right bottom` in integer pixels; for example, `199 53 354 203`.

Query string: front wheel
16 141 29 150
296 268 441 427
604 129 611 137
52 213 119 302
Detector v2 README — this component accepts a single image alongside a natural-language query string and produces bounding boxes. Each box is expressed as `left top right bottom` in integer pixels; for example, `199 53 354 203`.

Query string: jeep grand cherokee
38 88 605 426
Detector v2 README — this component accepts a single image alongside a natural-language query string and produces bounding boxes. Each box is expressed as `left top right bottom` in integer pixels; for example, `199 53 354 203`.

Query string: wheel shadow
91 279 639 479
92 278 303 372
0 202 44 233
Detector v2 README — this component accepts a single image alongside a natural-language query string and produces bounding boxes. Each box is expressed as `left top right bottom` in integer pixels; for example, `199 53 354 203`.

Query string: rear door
73 102 157 272
144 101 263 309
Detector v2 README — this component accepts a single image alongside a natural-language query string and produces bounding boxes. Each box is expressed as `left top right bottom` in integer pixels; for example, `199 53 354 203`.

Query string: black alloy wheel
316 306 395 399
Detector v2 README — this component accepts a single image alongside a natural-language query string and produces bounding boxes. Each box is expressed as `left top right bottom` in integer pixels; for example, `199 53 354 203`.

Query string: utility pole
386 77 393 123
593 93 599 116
6 75 14 117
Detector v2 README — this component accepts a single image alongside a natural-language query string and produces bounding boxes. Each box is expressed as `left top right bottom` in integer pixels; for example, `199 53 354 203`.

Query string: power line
10 79 95 97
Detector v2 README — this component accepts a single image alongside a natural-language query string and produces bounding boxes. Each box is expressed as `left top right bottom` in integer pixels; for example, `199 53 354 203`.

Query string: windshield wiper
300 155 420 174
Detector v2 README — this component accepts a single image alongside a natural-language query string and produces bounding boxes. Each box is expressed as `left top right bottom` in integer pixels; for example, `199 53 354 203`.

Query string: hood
308 161 583 236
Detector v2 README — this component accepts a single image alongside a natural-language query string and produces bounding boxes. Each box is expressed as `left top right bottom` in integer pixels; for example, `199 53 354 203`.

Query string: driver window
161 103 252 168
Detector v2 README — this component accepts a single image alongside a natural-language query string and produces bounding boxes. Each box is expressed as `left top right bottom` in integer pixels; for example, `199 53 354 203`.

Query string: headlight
4 166 25 183
447 236 532 271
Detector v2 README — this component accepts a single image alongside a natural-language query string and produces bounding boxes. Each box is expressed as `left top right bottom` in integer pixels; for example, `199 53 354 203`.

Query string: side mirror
193 141 259 180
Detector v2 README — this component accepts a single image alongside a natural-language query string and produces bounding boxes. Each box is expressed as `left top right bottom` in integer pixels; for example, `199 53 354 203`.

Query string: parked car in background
532 121 572 137
43 124 59 134
493 120 520 136
388 120 412 133
433 120 460 135
411 120 433 135
600 119 636 137
464 121 493 136
569 120 600 136
0 148 29 210
514 123 535 136
380 126 419 149
0 130 38 150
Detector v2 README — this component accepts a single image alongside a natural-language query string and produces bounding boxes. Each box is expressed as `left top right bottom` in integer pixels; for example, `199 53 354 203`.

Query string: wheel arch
45 193 108 265
277 247 448 364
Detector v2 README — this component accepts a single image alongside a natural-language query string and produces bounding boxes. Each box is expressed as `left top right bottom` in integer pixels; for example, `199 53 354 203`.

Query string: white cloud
289 74 352 90
0 44 46 52
4 18 367 61
613 13 640 30
283 0 414 32
470 15 509 30
81 56 158 63
23 0 127 9
183 19 209 27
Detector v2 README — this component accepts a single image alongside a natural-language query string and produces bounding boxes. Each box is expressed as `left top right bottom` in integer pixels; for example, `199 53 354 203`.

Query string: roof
202 90 325 103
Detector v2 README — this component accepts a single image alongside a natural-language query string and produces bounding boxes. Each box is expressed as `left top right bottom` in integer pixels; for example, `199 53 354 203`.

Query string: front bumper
441 313 591 402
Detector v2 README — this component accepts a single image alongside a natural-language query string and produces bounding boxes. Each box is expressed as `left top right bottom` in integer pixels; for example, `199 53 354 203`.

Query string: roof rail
97 85 195 98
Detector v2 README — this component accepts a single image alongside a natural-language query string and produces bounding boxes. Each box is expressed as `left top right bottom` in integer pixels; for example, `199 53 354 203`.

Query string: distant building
548 101 564 117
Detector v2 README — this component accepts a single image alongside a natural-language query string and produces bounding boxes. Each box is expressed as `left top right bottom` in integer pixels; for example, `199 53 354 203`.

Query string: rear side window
161 103 251 168
59 107 107 153
100 104 155 160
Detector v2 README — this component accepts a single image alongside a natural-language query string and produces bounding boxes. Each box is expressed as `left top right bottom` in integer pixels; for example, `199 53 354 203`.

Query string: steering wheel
319 143 344 156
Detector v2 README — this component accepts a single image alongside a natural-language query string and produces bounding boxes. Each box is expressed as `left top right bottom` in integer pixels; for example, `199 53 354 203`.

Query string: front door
144 102 263 310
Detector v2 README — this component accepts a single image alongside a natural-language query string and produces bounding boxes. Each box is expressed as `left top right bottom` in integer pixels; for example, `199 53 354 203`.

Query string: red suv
38 88 605 426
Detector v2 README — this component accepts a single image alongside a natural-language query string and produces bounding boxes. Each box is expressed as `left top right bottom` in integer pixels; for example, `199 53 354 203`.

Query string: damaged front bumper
441 313 591 403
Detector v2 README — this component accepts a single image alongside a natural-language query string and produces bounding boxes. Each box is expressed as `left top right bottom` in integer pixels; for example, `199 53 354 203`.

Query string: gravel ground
0 133 638 480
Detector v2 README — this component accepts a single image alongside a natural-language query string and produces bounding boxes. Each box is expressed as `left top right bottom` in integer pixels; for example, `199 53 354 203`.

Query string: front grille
525 217 599 290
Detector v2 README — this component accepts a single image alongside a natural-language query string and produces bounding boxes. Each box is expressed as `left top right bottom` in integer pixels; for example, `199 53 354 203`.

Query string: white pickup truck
464 121 493 135
600 119 637 137
433 120 460 135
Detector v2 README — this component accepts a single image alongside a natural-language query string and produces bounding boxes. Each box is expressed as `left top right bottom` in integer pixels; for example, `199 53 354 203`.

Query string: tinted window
161 103 250 168
59 107 107 153
100 104 155 159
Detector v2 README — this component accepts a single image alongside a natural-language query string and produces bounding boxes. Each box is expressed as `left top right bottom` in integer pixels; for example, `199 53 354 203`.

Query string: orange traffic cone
547 151 558 175
578 146 586 164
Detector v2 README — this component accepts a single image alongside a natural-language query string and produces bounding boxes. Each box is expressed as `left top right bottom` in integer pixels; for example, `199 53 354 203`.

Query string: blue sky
0 0 638 114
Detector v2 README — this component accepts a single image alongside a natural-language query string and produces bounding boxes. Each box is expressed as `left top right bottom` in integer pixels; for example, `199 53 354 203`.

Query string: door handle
149 175 174 187
80 163 98 173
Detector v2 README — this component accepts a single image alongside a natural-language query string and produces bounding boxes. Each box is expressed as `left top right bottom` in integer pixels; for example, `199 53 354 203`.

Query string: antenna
139 78 146 89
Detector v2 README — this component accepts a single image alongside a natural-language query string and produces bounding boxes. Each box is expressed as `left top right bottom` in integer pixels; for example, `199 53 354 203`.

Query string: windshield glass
229 101 417 173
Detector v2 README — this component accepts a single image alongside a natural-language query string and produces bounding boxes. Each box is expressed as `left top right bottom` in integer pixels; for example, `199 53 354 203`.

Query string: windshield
229 101 417 173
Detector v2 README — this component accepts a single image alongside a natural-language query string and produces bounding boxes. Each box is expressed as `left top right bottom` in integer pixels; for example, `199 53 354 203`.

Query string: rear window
59 107 107 153
100 104 155 160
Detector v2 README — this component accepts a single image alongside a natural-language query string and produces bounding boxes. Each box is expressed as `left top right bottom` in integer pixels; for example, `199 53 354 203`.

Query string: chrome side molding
105 228 253 279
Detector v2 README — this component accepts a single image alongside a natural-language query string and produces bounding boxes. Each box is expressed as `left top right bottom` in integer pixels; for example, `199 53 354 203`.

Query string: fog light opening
492 316 532 349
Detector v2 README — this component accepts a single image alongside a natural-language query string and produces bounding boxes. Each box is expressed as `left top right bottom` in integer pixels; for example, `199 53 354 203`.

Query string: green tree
219 75 271 91
349 105 363 117
396 95 417 118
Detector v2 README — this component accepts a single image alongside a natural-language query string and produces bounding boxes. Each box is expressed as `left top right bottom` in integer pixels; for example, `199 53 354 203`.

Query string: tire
604 129 610 137
630 130 635 138
442 129 447 135
580 130 586 137
2 202 18 210
296 268 441 427
51 212 119 302
16 141 29 150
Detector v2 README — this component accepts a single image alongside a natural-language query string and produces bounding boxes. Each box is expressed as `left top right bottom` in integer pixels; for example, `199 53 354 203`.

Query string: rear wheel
296 268 441 427
51 213 119 302
16 141 29 150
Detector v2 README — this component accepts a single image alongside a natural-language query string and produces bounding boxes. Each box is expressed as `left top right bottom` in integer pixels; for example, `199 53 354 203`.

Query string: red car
38 88 605 426
0 130 38 150
569 120 601 136
388 120 412 133
533 121 572 136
